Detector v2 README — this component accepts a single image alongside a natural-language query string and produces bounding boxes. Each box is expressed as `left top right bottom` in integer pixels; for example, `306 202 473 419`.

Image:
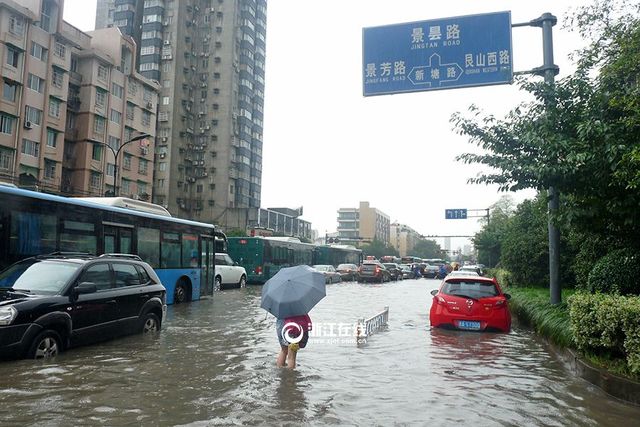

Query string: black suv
0 253 167 360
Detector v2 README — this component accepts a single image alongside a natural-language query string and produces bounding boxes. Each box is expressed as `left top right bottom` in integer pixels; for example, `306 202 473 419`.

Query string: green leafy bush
569 292 640 374
587 249 640 295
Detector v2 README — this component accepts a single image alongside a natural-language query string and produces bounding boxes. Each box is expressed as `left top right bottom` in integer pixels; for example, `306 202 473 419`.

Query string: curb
545 343 640 406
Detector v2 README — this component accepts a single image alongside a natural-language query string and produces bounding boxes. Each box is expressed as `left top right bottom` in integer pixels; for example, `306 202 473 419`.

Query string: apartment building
337 201 391 245
96 0 267 228
390 223 422 257
0 0 157 196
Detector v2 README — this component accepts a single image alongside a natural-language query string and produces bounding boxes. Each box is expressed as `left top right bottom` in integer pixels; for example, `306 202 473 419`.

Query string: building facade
0 0 156 196
390 223 422 257
337 201 390 245
96 0 267 229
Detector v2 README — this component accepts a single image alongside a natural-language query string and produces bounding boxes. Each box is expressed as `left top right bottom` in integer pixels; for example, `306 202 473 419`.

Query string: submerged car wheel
28 330 62 360
239 275 247 288
141 312 161 333
214 275 222 291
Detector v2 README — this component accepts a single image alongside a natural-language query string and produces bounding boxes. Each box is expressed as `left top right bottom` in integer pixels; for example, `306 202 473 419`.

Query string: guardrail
356 306 389 341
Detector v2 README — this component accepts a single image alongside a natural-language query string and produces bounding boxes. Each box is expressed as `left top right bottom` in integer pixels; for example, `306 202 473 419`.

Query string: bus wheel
174 281 188 304
215 276 222 291
238 275 246 288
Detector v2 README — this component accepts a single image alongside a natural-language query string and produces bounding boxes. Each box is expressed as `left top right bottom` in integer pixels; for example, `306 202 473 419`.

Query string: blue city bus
0 185 221 304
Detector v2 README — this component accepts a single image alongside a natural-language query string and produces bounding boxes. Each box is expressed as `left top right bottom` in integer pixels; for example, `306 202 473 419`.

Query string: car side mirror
504 293 511 300
74 282 97 295
430 289 438 296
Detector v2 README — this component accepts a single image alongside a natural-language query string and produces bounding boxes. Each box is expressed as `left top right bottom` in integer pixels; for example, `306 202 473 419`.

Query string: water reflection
0 279 639 425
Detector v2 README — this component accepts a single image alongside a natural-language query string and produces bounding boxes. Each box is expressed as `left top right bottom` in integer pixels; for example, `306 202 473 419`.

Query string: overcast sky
63 0 592 249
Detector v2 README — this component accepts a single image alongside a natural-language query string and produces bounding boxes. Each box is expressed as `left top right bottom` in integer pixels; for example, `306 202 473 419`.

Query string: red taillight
255 266 262 275
436 296 447 305
495 298 506 307
375 267 381 273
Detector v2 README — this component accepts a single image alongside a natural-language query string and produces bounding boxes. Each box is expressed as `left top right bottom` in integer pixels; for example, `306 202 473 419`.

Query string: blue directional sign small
445 209 468 220
363 11 513 96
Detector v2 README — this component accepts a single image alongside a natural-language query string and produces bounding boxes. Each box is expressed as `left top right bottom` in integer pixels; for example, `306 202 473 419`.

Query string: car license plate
458 320 481 330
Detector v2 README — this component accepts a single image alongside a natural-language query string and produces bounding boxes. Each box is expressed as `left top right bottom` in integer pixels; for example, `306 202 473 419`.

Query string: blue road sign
363 11 513 96
445 209 468 219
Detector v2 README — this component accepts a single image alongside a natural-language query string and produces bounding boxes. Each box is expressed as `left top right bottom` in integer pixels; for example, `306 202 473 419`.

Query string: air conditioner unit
159 153 166 158
163 40 171 45
146 102 153 109
23 121 32 129
201 83 207 88
161 137 168 142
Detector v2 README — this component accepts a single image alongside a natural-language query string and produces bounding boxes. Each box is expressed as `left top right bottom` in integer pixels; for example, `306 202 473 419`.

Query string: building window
28 74 44 93
46 128 57 147
9 15 24 35
44 159 55 179
121 179 131 195
54 42 66 59
30 42 48 61
108 135 120 151
95 88 107 108
110 109 122 125
0 147 13 170
51 68 64 88
158 162 167 172
107 163 115 176
138 158 148 175
142 110 151 127
162 96 170 105
6 46 19 68
138 181 147 195
128 80 137 95
92 143 102 161
2 82 16 102
93 116 105 134
111 83 124 98
25 106 43 126
21 138 40 157
126 103 135 120
48 97 61 118
97 64 108 80
90 171 101 189
123 153 132 170
0 114 15 134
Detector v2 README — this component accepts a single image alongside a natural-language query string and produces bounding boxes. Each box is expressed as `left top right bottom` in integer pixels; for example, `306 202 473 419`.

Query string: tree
412 239 442 259
471 196 515 268
453 0 640 251
360 239 398 259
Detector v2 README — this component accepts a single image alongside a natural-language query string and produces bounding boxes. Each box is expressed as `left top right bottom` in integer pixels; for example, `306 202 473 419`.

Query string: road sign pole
532 13 561 305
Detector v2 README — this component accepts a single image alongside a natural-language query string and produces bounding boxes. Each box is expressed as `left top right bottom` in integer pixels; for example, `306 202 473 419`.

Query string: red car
429 275 511 332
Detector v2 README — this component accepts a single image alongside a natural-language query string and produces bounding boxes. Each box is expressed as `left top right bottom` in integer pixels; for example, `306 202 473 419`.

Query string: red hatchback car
429 275 511 332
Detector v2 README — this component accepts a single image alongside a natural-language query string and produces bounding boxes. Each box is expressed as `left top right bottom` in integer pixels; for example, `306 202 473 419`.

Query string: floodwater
1 279 639 426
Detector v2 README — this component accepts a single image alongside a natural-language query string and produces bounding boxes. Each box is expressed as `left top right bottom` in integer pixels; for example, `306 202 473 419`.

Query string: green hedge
568 292 640 374
587 248 640 295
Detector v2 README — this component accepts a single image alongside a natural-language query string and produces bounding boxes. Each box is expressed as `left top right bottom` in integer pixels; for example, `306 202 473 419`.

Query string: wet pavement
1 278 639 426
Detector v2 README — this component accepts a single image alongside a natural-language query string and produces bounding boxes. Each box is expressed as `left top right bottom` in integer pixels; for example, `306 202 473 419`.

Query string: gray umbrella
261 265 326 318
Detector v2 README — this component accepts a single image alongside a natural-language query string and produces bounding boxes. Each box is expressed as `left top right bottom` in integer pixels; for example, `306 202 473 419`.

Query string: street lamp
87 133 151 196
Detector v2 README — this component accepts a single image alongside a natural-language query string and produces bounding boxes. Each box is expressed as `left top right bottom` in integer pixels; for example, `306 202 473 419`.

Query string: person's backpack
284 314 312 337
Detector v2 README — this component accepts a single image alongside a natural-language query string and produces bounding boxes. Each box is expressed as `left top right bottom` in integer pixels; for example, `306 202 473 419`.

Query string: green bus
227 237 315 283
314 245 363 267
227 238 364 284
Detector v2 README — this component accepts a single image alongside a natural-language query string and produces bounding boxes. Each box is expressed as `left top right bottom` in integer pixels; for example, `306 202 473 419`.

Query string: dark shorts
276 318 309 348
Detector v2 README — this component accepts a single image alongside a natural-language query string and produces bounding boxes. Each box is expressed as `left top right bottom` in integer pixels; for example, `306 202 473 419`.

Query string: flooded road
1 278 639 425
